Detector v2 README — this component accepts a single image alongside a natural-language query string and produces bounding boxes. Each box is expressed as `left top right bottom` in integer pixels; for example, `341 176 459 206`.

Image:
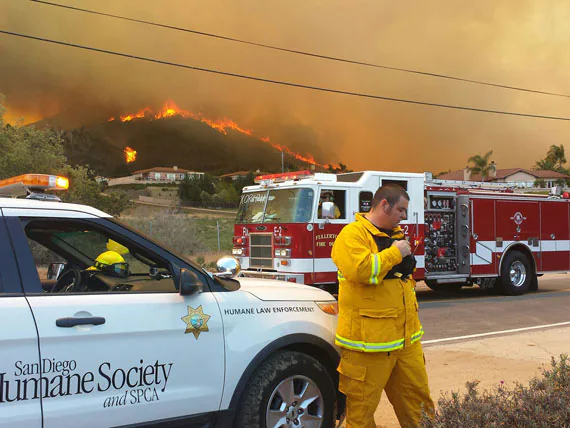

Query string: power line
2 29 570 122
30 0 570 99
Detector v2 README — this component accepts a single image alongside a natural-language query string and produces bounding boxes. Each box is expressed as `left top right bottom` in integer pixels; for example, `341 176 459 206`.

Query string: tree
0 95 130 216
326 162 353 174
178 175 203 204
0 119 67 179
467 150 494 181
546 144 566 170
59 165 131 216
534 144 568 174
232 172 255 194
534 158 556 171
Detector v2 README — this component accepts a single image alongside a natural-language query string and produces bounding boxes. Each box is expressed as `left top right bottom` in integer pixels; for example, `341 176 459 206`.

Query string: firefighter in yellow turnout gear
332 184 434 427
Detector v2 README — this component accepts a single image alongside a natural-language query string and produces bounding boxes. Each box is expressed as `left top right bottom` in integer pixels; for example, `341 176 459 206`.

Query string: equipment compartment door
496 201 540 272
456 196 471 275
470 198 496 275
540 201 570 272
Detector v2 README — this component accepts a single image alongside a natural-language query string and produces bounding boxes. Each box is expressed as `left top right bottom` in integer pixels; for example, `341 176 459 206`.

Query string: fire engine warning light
254 170 312 184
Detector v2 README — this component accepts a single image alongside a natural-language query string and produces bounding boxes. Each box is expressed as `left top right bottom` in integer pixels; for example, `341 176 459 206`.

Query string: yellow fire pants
338 341 434 428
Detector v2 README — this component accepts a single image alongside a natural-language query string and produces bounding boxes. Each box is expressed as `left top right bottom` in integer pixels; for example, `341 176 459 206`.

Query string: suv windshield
236 188 314 224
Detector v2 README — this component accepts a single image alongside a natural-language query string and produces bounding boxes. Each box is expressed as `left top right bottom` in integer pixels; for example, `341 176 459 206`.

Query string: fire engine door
314 188 347 285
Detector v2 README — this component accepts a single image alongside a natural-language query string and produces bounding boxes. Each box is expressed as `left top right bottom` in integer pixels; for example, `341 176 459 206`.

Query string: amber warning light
0 174 69 198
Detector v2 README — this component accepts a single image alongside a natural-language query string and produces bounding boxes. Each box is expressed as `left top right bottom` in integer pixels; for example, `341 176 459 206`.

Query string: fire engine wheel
500 251 532 295
424 280 439 290
234 350 336 428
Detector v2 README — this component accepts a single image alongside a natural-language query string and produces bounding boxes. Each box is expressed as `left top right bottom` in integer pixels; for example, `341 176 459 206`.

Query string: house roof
133 167 191 174
437 168 569 181
218 171 252 178
219 171 269 178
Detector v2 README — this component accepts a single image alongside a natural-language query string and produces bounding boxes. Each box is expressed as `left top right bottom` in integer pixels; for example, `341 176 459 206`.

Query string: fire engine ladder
427 178 516 191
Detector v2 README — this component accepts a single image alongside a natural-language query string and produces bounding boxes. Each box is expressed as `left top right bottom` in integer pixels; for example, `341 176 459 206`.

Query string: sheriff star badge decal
181 305 211 339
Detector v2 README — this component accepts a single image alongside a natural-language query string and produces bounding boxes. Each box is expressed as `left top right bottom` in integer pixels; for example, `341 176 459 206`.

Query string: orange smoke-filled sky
1 0 570 173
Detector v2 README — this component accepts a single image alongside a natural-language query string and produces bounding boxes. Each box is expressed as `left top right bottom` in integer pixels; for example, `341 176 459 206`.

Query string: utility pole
281 151 284 173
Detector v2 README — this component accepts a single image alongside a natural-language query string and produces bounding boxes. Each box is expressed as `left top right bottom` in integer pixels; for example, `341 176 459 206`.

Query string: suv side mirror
179 268 205 296
214 256 241 278
47 263 65 280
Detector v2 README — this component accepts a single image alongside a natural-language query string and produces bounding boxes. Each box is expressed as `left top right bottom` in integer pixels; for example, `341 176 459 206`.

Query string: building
218 170 265 182
437 162 569 188
132 166 204 182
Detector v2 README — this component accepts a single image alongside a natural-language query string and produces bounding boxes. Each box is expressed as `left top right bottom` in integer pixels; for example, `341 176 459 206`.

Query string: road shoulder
374 326 570 427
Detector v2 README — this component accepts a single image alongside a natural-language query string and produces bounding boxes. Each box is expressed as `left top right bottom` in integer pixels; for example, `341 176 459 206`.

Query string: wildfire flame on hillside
124 146 137 163
109 101 327 167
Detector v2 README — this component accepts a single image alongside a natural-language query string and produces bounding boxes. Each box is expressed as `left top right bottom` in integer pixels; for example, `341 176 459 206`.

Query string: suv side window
0 216 24 295
22 218 177 293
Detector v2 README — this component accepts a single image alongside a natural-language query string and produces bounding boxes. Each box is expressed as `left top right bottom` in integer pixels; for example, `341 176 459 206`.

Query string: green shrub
421 354 570 427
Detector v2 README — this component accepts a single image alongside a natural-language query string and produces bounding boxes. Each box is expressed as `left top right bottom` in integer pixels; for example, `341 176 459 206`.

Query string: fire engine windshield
236 188 315 224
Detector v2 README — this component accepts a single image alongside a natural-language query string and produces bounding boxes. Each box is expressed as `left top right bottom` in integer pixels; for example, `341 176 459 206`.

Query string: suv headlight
316 301 338 315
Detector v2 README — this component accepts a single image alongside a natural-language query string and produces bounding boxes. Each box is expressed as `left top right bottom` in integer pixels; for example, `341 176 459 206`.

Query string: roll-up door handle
56 317 106 328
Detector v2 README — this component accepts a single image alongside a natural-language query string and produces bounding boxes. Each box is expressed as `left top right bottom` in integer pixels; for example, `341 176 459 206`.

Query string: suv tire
235 350 336 428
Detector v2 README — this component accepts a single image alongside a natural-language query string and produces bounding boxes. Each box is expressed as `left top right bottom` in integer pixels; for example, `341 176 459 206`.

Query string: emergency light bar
254 170 312 184
0 174 69 198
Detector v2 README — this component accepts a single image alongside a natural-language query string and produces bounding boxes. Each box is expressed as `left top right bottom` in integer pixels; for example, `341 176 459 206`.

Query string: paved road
417 273 570 342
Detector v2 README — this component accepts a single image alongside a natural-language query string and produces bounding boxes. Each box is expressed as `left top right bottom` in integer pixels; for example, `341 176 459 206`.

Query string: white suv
0 197 341 427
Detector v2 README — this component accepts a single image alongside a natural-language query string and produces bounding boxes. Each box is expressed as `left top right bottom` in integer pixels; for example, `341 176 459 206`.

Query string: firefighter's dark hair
371 184 410 209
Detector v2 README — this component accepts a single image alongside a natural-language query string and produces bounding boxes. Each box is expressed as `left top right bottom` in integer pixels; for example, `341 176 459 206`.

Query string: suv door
5 210 224 428
0 211 42 427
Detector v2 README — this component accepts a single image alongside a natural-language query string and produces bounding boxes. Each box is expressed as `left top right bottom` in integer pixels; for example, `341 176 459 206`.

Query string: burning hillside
57 100 334 177
110 101 327 167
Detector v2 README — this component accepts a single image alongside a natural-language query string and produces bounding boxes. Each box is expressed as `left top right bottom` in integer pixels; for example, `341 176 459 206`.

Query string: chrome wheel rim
509 261 527 287
265 375 324 428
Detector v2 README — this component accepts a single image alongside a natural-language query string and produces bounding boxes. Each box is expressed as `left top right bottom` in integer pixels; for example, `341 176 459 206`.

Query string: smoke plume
2 0 570 172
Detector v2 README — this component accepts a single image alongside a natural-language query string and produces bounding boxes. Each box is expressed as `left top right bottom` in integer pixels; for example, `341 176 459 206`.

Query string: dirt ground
372 326 570 427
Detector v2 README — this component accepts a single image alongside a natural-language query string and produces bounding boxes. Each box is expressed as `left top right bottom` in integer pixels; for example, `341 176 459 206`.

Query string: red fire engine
232 170 570 296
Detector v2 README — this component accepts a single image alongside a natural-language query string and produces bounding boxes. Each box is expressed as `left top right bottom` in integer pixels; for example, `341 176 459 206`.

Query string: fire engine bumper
237 270 305 284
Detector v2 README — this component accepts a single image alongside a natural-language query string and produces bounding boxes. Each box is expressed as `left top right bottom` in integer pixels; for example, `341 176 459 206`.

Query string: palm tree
534 158 556 171
546 144 566 170
467 150 494 181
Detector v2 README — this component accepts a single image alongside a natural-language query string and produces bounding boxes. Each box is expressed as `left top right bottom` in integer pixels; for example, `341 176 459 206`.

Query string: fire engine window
318 190 345 219
21 219 177 294
237 188 314 224
381 179 408 191
236 191 269 224
359 191 373 213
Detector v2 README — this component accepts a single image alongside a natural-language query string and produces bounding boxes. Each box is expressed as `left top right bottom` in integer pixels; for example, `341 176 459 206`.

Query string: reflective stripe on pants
338 341 434 428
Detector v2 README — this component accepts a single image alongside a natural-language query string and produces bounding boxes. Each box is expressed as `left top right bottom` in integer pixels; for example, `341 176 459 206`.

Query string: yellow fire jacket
331 213 423 352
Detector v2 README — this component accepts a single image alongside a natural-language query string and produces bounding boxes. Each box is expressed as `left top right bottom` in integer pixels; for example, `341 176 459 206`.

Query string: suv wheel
235 350 336 428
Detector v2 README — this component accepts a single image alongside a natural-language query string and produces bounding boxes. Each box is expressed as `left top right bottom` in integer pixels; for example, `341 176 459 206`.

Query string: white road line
423 321 570 345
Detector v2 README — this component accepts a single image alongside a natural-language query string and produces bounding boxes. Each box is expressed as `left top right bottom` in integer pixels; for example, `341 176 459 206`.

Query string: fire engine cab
233 170 570 296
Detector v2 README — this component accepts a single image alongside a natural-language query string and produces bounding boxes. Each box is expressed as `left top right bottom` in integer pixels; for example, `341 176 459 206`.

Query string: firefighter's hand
393 239 411 257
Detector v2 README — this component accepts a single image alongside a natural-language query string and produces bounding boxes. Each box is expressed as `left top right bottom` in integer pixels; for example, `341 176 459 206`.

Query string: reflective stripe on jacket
331 213 423 353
